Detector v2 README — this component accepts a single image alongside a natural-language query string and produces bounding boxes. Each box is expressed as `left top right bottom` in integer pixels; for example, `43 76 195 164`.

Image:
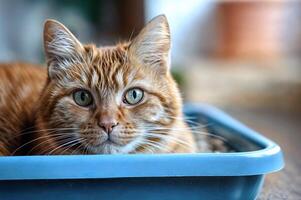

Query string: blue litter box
0 104 284 200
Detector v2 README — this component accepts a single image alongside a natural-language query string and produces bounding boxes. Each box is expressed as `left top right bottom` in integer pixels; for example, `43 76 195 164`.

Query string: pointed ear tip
43 19 66 31
43 19 65 44
158 14 167 20
149 15 169 31
153 14 168 23
44 19 57 27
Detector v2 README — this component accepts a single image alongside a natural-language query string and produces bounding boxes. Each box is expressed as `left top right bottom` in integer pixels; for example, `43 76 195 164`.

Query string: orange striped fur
0 15 196 155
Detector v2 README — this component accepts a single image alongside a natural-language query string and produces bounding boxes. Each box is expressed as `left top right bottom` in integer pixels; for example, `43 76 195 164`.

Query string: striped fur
0 15 196 155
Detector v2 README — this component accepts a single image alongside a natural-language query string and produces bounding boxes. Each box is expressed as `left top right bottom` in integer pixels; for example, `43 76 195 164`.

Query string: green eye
124 88 144 105
73 90 93 107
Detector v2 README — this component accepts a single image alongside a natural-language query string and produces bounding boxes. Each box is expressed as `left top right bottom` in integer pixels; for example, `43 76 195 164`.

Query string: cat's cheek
140 103 166 122
148 107 164 121
57 97 91 123
69 106 90 123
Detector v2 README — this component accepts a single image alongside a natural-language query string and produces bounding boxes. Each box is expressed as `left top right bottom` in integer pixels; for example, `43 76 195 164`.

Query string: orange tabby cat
0 15 197 155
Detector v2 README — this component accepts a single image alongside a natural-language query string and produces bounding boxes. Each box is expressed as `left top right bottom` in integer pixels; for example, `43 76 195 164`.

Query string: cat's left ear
129 15 171 74
43 19 84 79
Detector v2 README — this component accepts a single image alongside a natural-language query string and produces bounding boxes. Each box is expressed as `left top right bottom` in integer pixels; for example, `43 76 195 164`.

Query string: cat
0 15 197 155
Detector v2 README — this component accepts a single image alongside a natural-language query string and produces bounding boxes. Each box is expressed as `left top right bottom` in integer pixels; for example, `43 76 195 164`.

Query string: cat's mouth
78 129 136 154
86 136 120 147
81 135 124 154
102 139 119 146
102 133 125 146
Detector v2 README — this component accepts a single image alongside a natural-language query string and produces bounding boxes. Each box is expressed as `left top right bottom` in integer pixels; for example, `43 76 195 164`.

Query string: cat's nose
98 120 119 134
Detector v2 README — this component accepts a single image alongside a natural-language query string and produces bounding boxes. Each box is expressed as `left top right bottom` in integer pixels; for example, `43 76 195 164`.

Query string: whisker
82 142 90 155
144 133 194 149
71 141 87 155
47 138 84 155
7 127 80 142
11 133 71 155
142 139 165 152
27 133 74 155
62 138 86 155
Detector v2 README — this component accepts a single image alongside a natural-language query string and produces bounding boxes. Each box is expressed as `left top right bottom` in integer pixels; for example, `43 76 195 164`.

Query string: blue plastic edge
0 104 284 180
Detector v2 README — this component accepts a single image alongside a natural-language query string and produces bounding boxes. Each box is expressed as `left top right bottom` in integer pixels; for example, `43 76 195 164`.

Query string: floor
225 108 301 199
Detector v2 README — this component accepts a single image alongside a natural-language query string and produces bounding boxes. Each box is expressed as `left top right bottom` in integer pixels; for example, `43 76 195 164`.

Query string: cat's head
37 15 185 154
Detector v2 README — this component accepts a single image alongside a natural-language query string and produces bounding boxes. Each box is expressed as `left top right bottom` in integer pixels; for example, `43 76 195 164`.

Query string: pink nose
98 121 118 134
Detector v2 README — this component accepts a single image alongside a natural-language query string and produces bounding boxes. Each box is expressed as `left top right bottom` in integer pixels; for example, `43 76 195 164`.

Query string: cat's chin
87 141 123 154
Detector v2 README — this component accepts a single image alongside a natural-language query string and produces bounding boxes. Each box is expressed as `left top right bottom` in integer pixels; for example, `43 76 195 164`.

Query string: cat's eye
73 90 93 107
124 88 144 105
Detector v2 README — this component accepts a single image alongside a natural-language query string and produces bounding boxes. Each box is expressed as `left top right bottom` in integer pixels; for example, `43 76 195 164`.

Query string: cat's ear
43 19 84 79
129 15 171 74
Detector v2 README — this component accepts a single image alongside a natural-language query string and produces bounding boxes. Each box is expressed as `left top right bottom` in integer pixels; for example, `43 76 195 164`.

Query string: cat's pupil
133 90 137 99
81 92 86 101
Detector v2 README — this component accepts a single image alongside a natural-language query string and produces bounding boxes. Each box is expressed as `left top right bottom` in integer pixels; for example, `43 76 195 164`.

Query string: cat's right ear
43 19 83 79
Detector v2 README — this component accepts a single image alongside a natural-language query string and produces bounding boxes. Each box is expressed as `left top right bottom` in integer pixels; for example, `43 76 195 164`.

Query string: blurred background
0 0 300 198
